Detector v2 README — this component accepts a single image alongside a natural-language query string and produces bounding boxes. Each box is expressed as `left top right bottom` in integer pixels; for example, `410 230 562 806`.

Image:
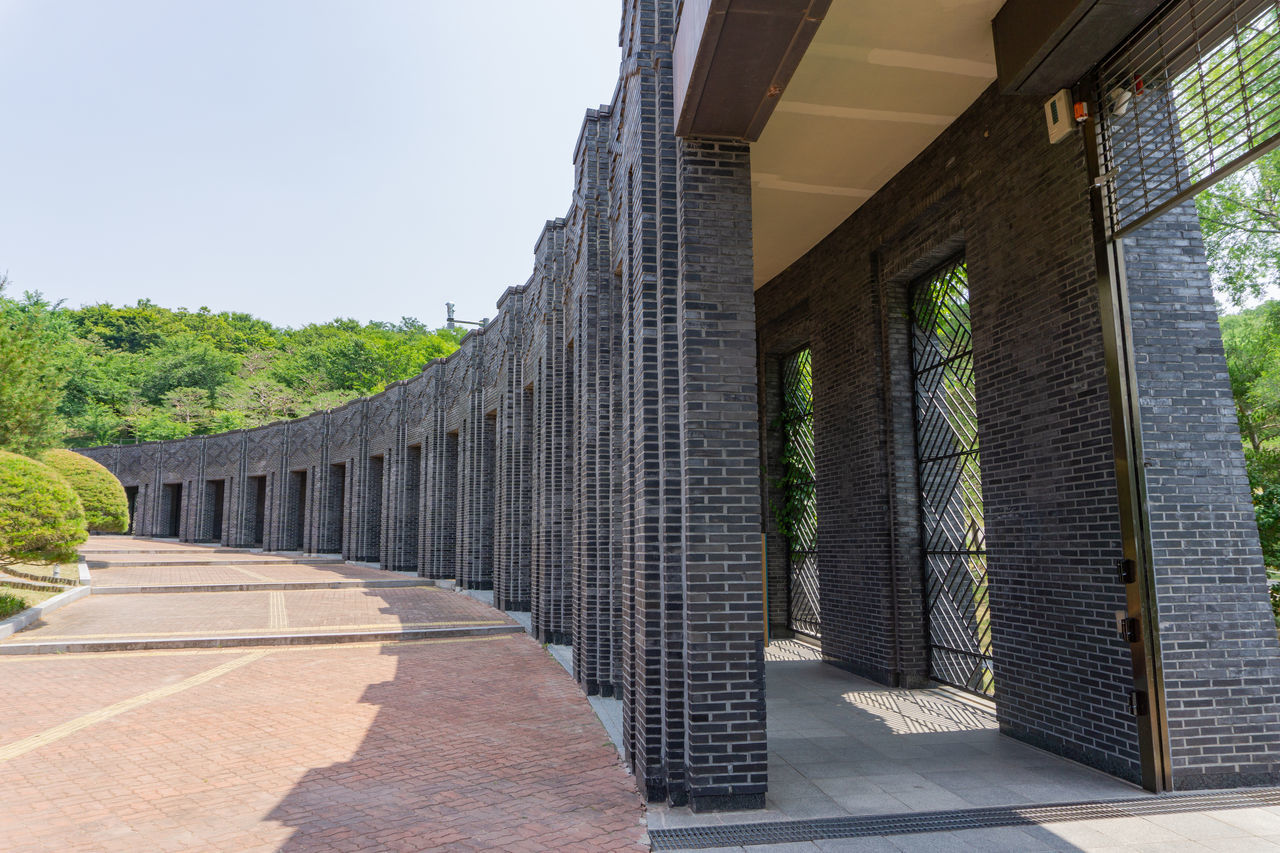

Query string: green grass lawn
0 584 60 621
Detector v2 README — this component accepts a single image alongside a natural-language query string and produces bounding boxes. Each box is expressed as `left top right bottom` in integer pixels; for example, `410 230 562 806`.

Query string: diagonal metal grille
1097 0 1280 236
910 258 992 696
782 347 820 638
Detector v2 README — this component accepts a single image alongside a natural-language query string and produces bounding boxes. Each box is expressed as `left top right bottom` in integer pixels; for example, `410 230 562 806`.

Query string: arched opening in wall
327 463 346 555
366 455 384 564
124 486 138 535
404 444 422 569
287 470 308 552
161 483 183 539
249 476 267 547
204 479 226 543
909 255 992 697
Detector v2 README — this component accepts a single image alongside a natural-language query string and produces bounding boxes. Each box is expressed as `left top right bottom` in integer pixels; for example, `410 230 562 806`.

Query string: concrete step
80 547 258 555
91 578 440 595
0 622 523 655
86 557 345 568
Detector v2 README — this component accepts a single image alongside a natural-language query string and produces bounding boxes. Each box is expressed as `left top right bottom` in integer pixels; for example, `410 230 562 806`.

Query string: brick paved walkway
0 539 646 851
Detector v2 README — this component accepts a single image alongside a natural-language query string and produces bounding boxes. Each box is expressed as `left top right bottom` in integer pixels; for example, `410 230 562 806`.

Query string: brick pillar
494 302 533 610
421 388 458 581
458 380 496 591
571 106 620 697
531 222 573 645
614 0 687 803
675 138 767 811
1123 203 1280 789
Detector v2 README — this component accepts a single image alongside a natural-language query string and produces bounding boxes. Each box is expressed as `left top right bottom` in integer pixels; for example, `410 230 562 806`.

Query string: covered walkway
646 643 1280 850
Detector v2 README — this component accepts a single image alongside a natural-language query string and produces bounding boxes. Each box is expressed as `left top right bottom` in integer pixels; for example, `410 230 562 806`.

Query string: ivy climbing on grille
779 347 820 639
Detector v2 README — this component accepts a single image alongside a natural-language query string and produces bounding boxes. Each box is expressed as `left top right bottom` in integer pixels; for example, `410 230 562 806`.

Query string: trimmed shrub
0 591 27 620
0 450 86 566
39 449 129 534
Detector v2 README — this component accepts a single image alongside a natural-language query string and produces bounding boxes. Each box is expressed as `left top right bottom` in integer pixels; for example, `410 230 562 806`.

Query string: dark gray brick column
530 221 573 645
1123 203 1280 789
421 383 458 580
458 373 496 591
570 107 619 696
614 3 669 799
676 137 767 812
494 293 532 611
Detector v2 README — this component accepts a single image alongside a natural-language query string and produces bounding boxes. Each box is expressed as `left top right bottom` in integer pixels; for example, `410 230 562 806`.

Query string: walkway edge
0 622 523 654
0 584 91 642
92 578 437 595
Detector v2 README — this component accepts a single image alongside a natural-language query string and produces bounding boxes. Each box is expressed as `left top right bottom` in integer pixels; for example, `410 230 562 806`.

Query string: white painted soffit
751 0 1005 288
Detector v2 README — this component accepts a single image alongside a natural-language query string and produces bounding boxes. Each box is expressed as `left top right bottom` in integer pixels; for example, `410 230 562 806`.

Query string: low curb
91 578 440 595
1 565 80 587
0 622 523 654
0 577 67 593
0 584 92 642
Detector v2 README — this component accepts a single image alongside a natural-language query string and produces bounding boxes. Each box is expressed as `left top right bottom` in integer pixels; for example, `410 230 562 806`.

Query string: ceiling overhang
672 0 1169 288
992 0 1165 96
674 0 832 141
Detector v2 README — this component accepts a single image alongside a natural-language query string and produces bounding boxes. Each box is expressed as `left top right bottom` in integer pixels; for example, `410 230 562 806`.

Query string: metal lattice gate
910 258 993 696
781 347 820 638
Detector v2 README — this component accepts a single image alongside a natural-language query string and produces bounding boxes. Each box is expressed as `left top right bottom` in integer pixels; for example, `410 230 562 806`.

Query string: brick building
82 0 1280 811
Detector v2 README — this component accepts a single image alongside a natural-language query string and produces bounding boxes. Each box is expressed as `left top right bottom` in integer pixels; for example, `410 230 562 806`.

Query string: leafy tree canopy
0 285 464 449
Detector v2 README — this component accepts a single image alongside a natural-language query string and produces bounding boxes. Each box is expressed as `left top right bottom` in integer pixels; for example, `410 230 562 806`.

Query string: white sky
0 0 621 328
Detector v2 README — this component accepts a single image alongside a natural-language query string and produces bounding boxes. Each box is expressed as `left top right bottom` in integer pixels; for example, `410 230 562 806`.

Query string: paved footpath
0 538 646 852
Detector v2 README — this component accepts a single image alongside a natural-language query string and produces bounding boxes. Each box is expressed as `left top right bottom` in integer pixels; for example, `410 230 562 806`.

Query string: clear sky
0 0 621 328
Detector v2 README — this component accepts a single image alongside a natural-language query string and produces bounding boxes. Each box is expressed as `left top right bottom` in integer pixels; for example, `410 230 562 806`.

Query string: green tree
138 336 239 404
0 281 72 454
2 296 464 446
1220 304 1280 572
1196 150 1280 306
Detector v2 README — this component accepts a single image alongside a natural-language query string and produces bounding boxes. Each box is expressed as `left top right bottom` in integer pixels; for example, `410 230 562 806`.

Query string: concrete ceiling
751 0 1007 287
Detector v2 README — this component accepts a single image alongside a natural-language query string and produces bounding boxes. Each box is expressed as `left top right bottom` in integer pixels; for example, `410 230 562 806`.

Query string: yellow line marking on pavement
6 620 511 641
268 591 288 630
0 633 518 661
0 650 270 763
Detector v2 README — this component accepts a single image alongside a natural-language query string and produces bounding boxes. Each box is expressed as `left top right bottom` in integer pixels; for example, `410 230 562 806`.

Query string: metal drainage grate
647 788 1280 850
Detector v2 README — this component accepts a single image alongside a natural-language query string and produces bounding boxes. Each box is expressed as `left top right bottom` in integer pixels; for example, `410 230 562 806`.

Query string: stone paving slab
2 586 511 647
0 635 646 852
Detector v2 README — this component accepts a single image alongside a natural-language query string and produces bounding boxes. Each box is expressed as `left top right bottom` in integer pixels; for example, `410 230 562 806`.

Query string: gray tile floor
647 640 1280 851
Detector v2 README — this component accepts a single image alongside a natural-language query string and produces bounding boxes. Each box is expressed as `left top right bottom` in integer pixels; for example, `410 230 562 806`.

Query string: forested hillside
0 281 464 448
